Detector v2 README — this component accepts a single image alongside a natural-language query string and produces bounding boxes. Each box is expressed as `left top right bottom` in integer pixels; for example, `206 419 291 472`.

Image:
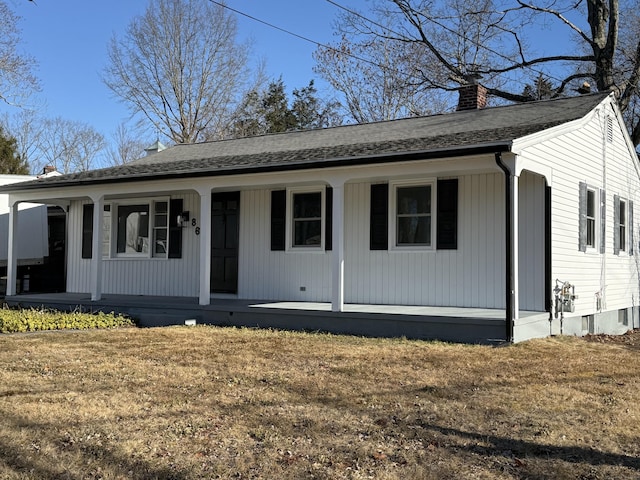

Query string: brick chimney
42 165 56 175
456 84 488 111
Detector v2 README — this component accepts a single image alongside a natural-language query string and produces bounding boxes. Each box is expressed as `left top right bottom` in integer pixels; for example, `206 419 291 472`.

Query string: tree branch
517 0 594 46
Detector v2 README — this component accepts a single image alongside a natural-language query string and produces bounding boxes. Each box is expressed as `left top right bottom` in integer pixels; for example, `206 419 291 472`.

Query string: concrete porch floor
3 292 550 344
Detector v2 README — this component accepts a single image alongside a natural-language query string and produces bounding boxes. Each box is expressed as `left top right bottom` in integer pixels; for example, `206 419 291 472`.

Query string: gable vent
606 116 614 143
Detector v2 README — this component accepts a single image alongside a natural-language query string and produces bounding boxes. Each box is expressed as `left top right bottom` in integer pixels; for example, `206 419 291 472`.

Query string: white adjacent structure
1 89 638 342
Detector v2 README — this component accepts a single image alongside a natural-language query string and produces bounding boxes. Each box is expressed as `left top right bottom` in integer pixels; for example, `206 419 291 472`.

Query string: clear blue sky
2 0 344 144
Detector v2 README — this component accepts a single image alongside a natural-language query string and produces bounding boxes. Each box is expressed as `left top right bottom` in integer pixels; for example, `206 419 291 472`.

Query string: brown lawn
0 326 639 479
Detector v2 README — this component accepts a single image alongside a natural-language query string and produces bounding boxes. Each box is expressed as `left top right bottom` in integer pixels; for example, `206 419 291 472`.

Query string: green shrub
0 307 135 333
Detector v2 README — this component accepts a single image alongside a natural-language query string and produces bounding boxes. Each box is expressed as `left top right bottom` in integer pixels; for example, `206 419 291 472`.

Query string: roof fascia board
511 95 611 153
608 95 640 178
6 152 505 205
0 143 512 194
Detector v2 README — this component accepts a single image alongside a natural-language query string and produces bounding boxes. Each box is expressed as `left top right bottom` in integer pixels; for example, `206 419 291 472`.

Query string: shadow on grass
411 419 640 471
0 411 187 480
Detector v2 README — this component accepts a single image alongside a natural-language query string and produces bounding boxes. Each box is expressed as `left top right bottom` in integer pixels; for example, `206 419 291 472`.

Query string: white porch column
90 195 104 301
330 181 345 312
198 189 212 305
513 174 520 320
6 200 18 296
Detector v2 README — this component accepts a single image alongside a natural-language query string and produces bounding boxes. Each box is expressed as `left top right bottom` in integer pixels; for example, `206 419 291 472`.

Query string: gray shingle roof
1 93 609 192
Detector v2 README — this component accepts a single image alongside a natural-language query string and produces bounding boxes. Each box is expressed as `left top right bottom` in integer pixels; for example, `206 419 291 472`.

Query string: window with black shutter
82 204 94 259
271 190 286 251
437 179 458 250
370 183 388 250
325 187 333 251
168 199 183 258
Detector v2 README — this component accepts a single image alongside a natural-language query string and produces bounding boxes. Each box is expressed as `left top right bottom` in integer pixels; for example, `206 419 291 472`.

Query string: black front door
211 191 240 293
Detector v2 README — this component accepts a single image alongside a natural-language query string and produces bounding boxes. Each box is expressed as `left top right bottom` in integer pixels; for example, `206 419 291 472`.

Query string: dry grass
0 326 639 479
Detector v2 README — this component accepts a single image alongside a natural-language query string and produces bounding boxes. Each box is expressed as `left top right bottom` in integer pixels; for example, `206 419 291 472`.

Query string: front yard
1 326 638 479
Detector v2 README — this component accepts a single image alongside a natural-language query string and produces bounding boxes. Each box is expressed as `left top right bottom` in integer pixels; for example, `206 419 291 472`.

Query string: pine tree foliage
0 126 29 174
230 79 340 138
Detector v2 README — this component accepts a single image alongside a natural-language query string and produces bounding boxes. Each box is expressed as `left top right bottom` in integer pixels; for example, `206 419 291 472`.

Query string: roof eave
0 141 513 193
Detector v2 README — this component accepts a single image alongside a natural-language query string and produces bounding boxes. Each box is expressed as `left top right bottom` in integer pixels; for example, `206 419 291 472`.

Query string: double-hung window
613 194 632 255
619 199 627 252
290 188 324 249
152 200 169 257
586 188 596 249
391 180 435 249
270 187 332 252
579 182 605 253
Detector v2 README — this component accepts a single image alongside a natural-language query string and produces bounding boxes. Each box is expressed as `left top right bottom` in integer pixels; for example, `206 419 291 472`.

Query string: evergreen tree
522 74 556 101
0 126 29 174
230 79 340 138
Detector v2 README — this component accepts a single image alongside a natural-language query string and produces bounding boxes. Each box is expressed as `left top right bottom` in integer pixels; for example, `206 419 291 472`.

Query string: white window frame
619 198 627 252
152 200 169 258
102 204 111 258
390 178 436 251
103 197 170 259
585 187 597 250
286 186 325 251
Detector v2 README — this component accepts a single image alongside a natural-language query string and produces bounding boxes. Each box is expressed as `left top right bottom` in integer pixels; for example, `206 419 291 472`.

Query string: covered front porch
3 292 550 344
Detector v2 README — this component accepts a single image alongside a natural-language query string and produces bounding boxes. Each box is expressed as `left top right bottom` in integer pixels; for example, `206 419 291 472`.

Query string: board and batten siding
341 174 506 308
238 189 332 302
518 171 546 311
516 100 640 317
237 175 509 307
66 193 200 296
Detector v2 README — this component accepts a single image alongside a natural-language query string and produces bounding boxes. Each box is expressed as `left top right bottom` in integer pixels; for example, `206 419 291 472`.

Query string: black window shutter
629 200 634 256
578 182 587 252
325 187 333 251
437 179 458 250
600 189 606 254
82 204 94 259
613 194 620 255
370 183 388 250
271 190 286 251
168 199 183 258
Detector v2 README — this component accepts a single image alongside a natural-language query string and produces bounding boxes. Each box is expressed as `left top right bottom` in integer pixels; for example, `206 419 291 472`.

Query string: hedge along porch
2 90 638 343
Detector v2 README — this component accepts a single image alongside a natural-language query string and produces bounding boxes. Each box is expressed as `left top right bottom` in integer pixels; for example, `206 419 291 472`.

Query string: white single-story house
2 87 639 343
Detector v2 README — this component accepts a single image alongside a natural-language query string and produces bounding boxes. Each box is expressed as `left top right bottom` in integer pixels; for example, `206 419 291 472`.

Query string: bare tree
317 0 640 144
314 31 449 123
103 0 261 144
0 0 39 106
1 110 44 174
105 123 146 166
39 117 105 174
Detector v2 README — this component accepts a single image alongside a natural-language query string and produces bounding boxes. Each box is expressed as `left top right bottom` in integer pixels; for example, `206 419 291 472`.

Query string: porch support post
6 200 18 296
513 174 520 320
198 189 212 305
330 180 345 312
89 195 104 301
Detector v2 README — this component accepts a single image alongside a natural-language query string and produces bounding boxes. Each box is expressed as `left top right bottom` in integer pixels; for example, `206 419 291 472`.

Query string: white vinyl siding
514 99 640 318
67 193 199 296
240 189 331 301
518 171 546 311
345 174 504 308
